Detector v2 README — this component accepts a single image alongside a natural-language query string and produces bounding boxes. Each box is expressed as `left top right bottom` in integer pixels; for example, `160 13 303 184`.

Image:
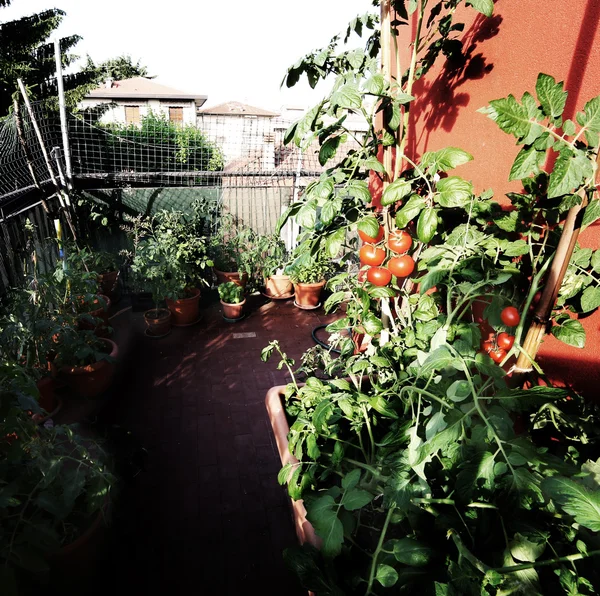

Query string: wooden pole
54 38 74 191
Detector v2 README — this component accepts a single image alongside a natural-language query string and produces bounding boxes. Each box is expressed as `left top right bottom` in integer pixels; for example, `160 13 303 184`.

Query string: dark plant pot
165 288 201 326
220 298 246 321
214 268 248 288
59 339 118 399
265 275 293 298
294 280 325 308
98 270 119 299
144 308 172 337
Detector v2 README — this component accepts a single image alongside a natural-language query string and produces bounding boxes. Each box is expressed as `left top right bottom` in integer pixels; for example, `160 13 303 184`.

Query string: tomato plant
359 244 386 267
387 255 415 278
501 306 520 327
358 225 384 244
387 230 412 254
497 332 514 350
366 266 391 286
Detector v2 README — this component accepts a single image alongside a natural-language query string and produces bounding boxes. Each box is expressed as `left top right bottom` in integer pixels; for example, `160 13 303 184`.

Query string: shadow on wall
409 12 503 156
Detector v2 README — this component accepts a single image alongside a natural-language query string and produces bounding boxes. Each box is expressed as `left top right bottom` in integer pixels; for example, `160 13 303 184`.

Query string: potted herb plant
218 281 246 321
0 370 114 592
258 233 292 299
288 255 332 309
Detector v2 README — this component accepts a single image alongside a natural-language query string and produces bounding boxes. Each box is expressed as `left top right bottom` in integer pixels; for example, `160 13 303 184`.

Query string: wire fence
0 98 366 294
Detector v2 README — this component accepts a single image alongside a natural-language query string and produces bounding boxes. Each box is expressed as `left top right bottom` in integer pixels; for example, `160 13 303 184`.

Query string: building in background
81 77 207 126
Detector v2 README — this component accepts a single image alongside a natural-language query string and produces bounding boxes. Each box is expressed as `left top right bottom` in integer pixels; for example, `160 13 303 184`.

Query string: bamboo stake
512 187 590 384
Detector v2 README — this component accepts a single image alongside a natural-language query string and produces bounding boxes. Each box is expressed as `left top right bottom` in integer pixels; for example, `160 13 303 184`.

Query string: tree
86 54 154 82
0 0 96 113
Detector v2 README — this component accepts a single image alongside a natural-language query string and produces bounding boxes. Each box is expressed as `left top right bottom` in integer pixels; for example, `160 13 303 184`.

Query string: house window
169 107 184 126
124 105 140 125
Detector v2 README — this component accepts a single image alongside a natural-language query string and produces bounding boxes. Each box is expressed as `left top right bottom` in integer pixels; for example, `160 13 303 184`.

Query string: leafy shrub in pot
218 282 246 320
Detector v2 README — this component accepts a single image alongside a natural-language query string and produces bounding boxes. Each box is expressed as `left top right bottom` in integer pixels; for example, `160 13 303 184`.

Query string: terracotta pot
214 268 248 287
220 298 246 321
144 308 172 337
265 385 321 550
165 288 201 326
60 339 118 398
78 294 111 334
98 270 119 298
351 328 372 355
265 275 293 298
294 280 326 308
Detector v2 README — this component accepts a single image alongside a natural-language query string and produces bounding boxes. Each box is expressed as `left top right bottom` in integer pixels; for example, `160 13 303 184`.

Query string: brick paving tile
83 295 332 596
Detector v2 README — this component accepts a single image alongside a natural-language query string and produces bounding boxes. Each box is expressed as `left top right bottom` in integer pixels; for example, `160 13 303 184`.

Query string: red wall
404 0 600 395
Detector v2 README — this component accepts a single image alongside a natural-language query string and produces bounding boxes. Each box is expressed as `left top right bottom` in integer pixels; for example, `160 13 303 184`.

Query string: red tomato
387 255 415 278
367 267 392 286
359 245 386 267
501 306 520 327
481 340 494 354
497 332 514 350
387 230 412 254
359 225 384 244
489 348 507 363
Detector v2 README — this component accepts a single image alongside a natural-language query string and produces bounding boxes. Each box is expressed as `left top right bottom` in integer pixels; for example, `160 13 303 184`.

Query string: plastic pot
165 288 201 326
265 275 293 298
144 308 172 337
220 298 246 321
294 280 325 308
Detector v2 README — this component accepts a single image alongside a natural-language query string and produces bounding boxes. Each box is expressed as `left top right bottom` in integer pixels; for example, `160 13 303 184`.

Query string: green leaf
582 199 600 230
342 469 361 490
319 136 342 166
306 434 321 459
376 564 399 587
551 318 585 348
368 286 397 298
547 148 592 198
535 73 567 119
311 178 335 200
331 83 362 109
581 286 600 313
324 291 347 312
341 487 373 510
363 74 385 95
481 95 536 141
362 156 386 173
396 195 426 228
542 476 600 531
504 240 529 257
447 380 470 402
306 495 344 557
325 228 346 257
510 532 546 562
357 215 380 239
392 538 434 566
313 400 335 433
416 208 438 243
278 463 294 485
509 146 545 181
558 193 582 212
381 179 412 206
466 0 493 17
362 312 383 336
296 200 317 229
436 177 473 208
321 197 341 225
419 268 447 295
347 180 372 204
562 119 576 136
576 95 600 133
420 147 473 173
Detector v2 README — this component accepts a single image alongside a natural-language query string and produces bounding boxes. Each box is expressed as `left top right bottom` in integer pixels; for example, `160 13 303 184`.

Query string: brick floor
72 291 333 596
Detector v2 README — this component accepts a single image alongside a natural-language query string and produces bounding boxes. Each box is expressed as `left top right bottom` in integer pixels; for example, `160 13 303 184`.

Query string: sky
2 0 374 111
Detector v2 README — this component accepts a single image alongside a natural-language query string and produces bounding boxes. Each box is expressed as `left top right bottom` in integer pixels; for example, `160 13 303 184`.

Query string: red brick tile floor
52 290 340 596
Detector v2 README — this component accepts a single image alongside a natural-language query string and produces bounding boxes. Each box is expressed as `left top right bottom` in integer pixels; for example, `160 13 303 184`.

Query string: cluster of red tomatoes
480 306 520 363
359 225 415 286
